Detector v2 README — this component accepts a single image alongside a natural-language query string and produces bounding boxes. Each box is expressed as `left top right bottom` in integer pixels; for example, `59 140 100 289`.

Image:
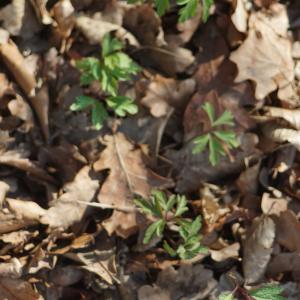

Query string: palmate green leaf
106 96 138 117
143 219 166 244
177 0 198 22
212 110 234 127
152 190 168 211
155 0 170 16
92 102 108 130
202 102 215 124
166 195 177 211
102 33 123 58
213 131 239 148
70 95 96 111
249 284 286 300
134 198 156 216
175 195 188 217
76 57 101 85
218 291 236 300
193 134 209 154
163 240 177 257
209 135 225 166
202 0 213 22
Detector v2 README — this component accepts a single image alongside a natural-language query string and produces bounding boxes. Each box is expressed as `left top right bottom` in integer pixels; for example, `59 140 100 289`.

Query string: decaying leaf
231 0 248 33
141 76 195 118
230 4 295 102
0 278 39 300
94 132 173 238
243 215 275 284
210 243 240 262
261 193 288 216
41 166 99 229
273 210 300 252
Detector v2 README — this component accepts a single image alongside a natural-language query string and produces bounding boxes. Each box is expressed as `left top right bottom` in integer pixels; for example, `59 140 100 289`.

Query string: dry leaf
141 76 195 118
29 0 52 25
94 133 173 238
261 193 288 216
6 198 46 221
41 166 99 229
0 278 39 300
231 0 248 33
76 15 139 46
265 106 300 130
230 4 295 101
210 243 240 262
243 215 275 284
273 210 300 252
0 258 22 278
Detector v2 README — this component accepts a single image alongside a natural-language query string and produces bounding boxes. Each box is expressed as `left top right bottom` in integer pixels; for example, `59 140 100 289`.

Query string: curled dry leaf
210 243 240 262
261 193 288 216
261 123 300 150
273 210 300 252
243 215 275 284
0 278 39 300
0 149 54 183
94 132 173 238
230 4 295 102
265 106 300 130
75 15 139 46
138 265 217 300
40 166 99 229
231 0 248 33
141 75 196 118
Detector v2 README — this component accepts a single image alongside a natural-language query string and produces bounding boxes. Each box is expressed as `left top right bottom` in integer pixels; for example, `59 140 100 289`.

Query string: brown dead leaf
230 4 295 102
30 0 52 25
76 15 139 46
273 210 300 252
0 149 54 183
0 278 39 300
138 265 217 300
210 243 240 262
94 132 173 238
40 166 99 229
141 75 195 118
123 5 165 46
243 215 275 284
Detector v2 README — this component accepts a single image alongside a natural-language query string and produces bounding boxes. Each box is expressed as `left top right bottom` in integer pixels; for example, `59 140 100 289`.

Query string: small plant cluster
71 34 140 129
135 190 207 259
193 102 239 166
219 284 286 300
127 0 213 22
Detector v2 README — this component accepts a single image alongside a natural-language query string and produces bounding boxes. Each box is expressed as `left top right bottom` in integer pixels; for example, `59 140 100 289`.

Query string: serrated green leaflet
155 0 170 16
249 284 286 300
202 0 213 22
178 0 199 22
192 102 239 166
218 292 235 300
143 219 165 243
106 96 138 117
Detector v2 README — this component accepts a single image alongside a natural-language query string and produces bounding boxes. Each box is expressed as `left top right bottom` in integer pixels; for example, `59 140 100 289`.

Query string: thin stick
75 200 137 213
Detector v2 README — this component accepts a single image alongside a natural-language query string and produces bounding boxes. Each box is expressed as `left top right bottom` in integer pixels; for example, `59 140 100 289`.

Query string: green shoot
134 190 207 259
192 102 239 166
71 34 140 129
126 0 214 22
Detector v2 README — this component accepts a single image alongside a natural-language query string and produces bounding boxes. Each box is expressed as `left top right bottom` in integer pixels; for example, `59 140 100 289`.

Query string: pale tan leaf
230 4 294 101
75 15 139 46
141 75 195 118
231 0 248 33
243 216 275 284
41 166 99 229
94 133 173 238
0 258 22 278
261 193 288 216
210 243 240 262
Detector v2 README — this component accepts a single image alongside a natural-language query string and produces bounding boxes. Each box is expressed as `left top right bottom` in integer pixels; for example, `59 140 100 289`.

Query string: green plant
134 190 207 259
127 0 214 22
218 284 286 300
70 34 140 129
192 102 239 166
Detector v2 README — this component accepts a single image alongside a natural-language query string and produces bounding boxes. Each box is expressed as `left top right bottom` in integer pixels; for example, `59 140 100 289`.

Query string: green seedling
135 190 207 259
192 102 239 166
218 284 286 300
127 0 213 22
70 34 140 129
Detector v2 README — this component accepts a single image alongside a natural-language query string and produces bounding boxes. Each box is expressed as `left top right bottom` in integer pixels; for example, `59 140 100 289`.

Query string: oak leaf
94 133 173 238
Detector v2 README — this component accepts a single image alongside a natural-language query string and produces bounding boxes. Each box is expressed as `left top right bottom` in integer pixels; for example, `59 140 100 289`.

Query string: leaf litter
0 0 299 299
